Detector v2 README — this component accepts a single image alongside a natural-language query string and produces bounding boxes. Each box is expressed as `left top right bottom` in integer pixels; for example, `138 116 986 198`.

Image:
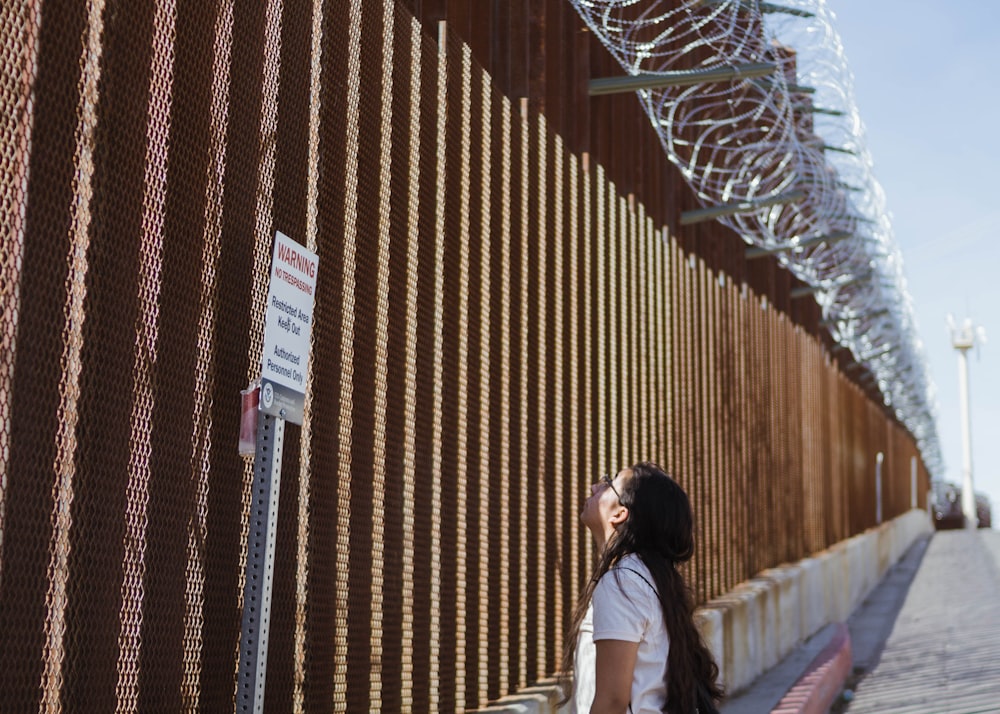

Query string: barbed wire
568 0 942 475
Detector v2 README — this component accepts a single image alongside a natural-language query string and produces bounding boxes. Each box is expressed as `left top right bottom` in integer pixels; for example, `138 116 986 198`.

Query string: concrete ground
722 529 1000 714
844 529 1000 714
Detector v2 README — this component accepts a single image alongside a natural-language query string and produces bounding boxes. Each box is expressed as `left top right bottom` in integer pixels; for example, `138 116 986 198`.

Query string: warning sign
259 231 318 424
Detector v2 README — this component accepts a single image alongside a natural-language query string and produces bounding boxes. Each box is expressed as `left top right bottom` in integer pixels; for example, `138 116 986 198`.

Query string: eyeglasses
602 473 622 503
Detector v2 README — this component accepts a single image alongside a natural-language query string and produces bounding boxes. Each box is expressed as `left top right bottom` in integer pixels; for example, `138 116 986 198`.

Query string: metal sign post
236 231 318 713
237 413 285 713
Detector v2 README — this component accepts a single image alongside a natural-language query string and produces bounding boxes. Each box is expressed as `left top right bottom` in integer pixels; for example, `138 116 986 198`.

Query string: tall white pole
956 345 976 527
950 317 980 528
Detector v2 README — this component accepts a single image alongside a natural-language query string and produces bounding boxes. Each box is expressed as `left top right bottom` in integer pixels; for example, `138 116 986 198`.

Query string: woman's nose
590 482 601 495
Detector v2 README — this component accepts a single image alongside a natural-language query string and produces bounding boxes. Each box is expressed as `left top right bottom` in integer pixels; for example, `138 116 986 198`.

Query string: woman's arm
590 638 639 714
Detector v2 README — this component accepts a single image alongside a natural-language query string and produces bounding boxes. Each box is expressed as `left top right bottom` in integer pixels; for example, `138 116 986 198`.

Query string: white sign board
259 231 318 424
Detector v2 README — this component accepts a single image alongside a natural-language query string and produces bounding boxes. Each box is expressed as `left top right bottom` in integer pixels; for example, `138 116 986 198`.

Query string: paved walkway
845 529 1000 714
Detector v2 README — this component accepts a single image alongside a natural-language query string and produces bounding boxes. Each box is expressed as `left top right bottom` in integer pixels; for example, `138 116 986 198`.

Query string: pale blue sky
831 0 1000 513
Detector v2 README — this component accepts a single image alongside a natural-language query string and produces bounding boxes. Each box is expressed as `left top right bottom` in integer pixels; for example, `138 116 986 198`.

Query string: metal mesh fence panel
0 1 931 711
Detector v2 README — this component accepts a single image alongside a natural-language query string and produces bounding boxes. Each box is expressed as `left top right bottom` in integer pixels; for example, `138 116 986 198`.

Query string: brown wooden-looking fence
0 0 929 711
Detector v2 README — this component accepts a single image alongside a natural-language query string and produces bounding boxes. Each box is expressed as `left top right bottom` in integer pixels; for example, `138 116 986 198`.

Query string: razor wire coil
568 0 942 474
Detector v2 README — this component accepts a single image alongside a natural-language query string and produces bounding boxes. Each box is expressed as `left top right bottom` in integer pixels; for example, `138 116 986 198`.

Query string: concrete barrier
708 543 844 696
472 509 932 712
480 679 565 714
709 508 930 695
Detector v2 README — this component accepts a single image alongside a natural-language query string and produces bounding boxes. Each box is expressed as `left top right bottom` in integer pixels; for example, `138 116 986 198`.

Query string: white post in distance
875 452 884 525
949 316 985 529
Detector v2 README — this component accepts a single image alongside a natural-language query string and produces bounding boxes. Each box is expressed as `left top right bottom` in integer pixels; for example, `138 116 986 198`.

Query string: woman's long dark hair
561 462 723 713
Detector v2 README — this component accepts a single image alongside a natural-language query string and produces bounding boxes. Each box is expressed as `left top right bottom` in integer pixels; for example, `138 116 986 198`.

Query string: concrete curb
699 508 931 695
770 623 852 714
478 679 564 714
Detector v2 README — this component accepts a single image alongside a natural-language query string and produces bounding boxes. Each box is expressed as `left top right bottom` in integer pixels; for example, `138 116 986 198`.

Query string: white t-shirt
572 554 669 713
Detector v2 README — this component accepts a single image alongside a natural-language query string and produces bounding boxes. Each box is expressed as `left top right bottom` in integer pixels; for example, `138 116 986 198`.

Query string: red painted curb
770 623 852 714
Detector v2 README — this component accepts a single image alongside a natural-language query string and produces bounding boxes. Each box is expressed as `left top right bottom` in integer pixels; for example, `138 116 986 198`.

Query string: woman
562 462 723 713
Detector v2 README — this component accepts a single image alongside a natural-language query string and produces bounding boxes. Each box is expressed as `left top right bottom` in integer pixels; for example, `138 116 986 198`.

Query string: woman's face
581 468 630 544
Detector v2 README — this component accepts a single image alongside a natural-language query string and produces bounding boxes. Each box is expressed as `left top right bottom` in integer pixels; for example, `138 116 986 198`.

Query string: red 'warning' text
277 241 317 278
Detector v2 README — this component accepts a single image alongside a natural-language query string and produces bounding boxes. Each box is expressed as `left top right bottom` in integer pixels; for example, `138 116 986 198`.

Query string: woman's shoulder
593 554 660 621
603 554 656 594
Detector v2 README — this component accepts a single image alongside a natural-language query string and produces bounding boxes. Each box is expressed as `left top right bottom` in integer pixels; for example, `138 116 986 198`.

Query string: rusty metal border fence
0 0 929 711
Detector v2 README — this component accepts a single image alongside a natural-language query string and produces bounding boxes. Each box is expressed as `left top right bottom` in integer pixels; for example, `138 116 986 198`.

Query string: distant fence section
0 0 929 711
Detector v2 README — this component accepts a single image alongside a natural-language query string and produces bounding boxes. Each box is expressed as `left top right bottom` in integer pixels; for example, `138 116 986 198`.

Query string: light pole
949 316 985 528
